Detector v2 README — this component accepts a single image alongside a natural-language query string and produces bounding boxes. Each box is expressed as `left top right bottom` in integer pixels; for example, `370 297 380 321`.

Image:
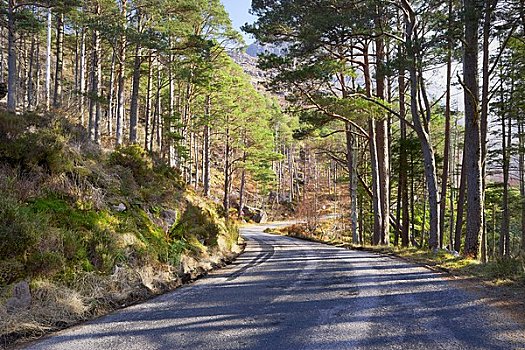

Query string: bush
0 196 41 259
109 145 153 183
0 259 25 286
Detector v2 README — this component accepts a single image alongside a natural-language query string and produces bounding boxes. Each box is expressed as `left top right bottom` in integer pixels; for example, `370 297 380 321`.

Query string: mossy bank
0 111 242 348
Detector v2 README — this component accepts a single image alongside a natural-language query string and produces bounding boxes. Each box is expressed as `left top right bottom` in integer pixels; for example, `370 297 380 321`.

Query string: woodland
0 0 525 346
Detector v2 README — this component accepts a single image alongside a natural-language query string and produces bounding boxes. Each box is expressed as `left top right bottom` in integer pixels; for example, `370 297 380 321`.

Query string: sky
220 0 257 44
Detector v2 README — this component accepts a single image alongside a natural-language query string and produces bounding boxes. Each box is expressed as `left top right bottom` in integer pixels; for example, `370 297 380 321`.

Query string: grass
0 111 243 348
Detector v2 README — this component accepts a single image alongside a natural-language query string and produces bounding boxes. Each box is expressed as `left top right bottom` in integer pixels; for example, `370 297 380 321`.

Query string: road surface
22 223 525 349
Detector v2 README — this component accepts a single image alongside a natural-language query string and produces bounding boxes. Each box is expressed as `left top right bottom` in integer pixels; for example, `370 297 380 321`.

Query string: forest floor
265 221 525 328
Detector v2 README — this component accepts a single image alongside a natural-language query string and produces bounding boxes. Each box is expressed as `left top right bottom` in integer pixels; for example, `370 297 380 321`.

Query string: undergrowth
0 111 240 347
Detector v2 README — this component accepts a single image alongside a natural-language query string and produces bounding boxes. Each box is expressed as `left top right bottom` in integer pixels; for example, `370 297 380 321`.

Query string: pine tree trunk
363 43 383 245
53 13 64 109
374 9 390 246
481 0 498 262
45 9 52 111
107 48 116 137
238 151 247 218
463 0 483 258
402 0 441 250
79 29 86 125
7 0 17 112
88 4 101 143
519 113 525 255
440 0 454 249
129 42 142 144
168 43 176 167
27 37 35 110
223 120 231 219
454 147 467 252
399 64 410 247
116 0 127 146
500 94 510 257
145 54 153 151
155 63 162 151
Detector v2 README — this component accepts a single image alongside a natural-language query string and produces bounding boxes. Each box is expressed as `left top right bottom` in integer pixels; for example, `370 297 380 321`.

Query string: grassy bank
0 111 241 348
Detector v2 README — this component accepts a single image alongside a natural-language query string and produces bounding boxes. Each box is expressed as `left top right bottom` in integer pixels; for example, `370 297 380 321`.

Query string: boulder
161 209 178 227
253 210 268 224
242 205 268 223
6 281 32 313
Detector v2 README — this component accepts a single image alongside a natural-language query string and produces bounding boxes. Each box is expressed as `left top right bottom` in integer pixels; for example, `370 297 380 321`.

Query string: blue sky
220 0 257 43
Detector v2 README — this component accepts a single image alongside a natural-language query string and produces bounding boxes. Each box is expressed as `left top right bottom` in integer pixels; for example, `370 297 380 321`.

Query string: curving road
22 223 525 350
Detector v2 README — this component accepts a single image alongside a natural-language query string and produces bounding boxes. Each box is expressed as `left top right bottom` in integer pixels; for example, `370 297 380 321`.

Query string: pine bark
463 0 483 258
53 13 64 108
7 0 17 112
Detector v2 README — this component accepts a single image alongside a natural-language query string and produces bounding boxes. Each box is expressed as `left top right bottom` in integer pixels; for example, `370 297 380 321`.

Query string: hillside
0 111 241 346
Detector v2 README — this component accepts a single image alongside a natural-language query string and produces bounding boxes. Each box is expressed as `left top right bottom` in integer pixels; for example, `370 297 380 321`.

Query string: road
22 222 525 350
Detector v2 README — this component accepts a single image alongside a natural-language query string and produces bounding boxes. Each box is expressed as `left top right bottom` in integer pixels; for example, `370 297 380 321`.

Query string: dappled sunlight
23 226 525 350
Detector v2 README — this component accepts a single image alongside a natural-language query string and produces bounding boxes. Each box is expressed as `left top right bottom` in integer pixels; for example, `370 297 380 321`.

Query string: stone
161 209 178 227
6 281 32 313
253 210 268 224
113 203 127 212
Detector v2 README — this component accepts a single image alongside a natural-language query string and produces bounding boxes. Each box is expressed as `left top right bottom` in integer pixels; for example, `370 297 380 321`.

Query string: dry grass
0 244 243 349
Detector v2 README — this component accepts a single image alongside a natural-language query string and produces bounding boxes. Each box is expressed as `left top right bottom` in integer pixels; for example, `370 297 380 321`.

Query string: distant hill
246 42 286 57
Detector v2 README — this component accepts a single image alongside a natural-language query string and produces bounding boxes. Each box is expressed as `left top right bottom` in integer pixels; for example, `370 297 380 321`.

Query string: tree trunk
79 29 86 125
7 0 17 112
500 91 510 257
88 3 101 143
129 43 142 144
203 95 211 197
399 64 410 247
45 8 52 111
463 0 483 258
145 53 153 150
238 151 247 218
454 146 467 252
27 37 35 110
402 0 441 250
363 43 383 245
116 0 127 146
223 120 231 220
480 0 498 262
374 8 390 245
53 13 64 108
107 48 116 137
440 0 454 249
520 113 525 255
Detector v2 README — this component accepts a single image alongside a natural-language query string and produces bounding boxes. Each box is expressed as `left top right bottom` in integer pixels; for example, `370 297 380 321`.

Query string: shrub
0 196 41 259
0 259 25 286
108 145 153 183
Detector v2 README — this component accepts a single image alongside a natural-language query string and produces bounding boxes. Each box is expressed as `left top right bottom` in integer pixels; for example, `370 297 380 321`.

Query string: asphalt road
23 222 525 350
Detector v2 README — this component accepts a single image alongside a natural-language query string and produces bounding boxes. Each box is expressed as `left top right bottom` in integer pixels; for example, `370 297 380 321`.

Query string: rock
113 203 127 212
241 206 268 223
6 281 32 313
253 210 268 224
161 209 178 227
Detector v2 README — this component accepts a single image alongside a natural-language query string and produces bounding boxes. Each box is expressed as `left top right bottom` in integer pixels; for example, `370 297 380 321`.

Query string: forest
1 0 525 346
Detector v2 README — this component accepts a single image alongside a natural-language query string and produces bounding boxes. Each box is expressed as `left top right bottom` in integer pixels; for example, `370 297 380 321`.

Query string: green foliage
0 259 25 286
0 115 76 175
0 196 42 260
109 145 154 183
